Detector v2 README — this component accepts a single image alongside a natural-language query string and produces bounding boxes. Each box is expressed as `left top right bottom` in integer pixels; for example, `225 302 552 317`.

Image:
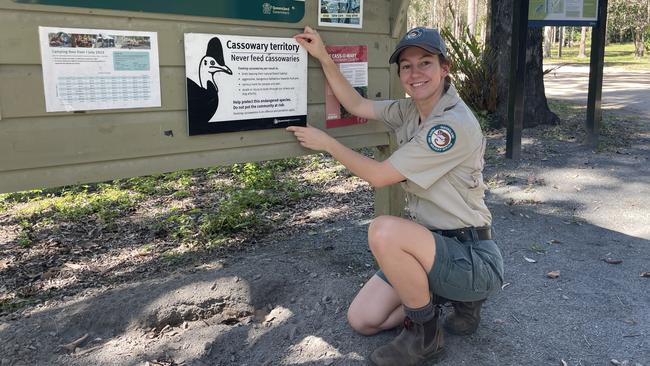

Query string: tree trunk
578 26 587 58
634 30 645 57
453 1 462 39
431 0 437 29
468 0 478 36
484 0 491 44
568 27 574 48
551 26 556 49
543 27 552 58
487 0 559 128
558 27 564 58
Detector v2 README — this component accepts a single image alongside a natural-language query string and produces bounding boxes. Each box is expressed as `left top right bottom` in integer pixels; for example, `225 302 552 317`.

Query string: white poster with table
184 33 308 135
38 26 161 112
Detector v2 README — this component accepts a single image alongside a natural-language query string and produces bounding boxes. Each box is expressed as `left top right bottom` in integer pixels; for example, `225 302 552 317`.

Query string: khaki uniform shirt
373 85 492 230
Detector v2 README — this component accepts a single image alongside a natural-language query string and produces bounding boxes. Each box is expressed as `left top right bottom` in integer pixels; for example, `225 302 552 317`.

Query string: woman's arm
294 26 377 120
286 125 405 188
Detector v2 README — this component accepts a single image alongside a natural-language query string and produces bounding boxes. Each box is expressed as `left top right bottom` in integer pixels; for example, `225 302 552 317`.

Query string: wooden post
586 0 609 147
506 0 529 160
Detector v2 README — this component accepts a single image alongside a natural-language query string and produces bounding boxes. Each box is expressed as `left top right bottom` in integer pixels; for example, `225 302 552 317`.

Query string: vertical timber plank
373 0 408 218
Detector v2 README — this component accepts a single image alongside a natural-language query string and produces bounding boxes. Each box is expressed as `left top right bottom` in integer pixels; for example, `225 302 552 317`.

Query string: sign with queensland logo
15 0 306 23
184 33 307 135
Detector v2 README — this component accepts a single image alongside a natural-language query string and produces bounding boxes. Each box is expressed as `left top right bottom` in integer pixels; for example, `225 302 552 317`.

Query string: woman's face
398 46 449 104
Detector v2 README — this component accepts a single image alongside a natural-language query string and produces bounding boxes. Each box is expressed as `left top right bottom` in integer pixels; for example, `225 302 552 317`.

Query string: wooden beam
391 0 411 38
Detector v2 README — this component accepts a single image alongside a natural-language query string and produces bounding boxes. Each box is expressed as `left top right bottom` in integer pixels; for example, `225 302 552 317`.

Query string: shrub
441 27 498 125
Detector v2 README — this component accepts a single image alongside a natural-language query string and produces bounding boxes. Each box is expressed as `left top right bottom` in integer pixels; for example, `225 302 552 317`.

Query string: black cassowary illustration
187 37 233 123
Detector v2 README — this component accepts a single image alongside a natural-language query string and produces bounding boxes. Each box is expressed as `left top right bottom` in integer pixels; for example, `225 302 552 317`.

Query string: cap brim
389 44 442 64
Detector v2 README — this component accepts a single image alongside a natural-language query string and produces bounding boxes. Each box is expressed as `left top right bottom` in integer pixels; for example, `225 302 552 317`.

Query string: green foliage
644 27 650 52
5 156 319 250
17 231 33 248
117 170 195 195
407 0 433 29
15 185 140 223
548 42 649 67
0 298 34 313
149 159 315 248
440 27 499 126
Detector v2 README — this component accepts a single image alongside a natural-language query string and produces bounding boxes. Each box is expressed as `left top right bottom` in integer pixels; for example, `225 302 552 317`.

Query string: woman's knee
347 305 380 336
368 215 398 255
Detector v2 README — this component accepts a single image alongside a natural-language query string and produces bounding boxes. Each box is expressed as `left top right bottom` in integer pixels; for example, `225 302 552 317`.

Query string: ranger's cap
389 27 448 64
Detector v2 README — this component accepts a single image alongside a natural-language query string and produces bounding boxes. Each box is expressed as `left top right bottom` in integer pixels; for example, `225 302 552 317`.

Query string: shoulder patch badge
426 124 456 152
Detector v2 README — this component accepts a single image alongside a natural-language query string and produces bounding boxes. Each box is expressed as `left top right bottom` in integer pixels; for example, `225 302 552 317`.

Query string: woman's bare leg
368 215 437 308
347 275 404 335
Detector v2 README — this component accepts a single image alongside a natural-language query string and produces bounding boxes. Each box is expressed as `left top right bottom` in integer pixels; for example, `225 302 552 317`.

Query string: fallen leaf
524 256 537 263
640 272 650 278
561 359 568 366
547 271 560 279
603 258 623 265
501 282 511 290
493 318 506 325
548 239 562 244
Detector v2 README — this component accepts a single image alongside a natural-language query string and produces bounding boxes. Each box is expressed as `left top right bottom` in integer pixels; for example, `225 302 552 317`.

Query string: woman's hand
286 124 334 152
293 26 329 63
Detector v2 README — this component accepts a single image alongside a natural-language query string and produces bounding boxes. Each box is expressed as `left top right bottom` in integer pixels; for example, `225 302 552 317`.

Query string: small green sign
14 0 306 23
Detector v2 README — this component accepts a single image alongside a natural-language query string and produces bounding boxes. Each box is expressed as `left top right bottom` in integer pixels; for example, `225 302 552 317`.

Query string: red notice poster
325 45 368 128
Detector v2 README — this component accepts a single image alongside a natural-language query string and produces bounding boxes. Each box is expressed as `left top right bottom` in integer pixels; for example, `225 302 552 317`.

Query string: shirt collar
429 84 460 118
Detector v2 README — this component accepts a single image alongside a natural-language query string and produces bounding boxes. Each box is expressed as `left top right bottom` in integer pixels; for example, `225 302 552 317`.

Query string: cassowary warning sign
184 33 307 135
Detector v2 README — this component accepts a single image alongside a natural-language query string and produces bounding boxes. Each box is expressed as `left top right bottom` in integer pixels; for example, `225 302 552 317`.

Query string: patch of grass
15 184 141 224
138 243 154 255
118 170 197 196
164 211 198 241
161 250 186 265
0 195 9 214
545 42 650 70
172 190 191 199
5 155 325 251
0 298 35 314
147 159 317 248
17 232 33 248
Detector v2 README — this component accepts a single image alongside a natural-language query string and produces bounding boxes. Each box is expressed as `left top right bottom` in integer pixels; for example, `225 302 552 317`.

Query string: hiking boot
443 299 485 335
369 307 445 366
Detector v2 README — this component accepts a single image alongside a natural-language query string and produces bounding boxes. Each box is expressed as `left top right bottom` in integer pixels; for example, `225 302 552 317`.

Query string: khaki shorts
376 232 504 302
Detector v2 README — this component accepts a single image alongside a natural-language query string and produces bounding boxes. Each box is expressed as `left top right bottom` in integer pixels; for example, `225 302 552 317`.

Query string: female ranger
288 26 504 365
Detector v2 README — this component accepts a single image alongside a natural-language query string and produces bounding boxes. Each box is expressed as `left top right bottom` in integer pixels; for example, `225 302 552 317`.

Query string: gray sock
404 299 435 324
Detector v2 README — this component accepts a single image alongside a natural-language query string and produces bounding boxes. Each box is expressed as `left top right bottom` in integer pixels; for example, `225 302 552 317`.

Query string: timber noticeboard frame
13 0 308 23
507 0 608 159
0 0 412 216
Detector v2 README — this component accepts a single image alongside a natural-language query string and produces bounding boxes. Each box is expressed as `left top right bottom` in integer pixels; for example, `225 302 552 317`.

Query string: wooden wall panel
0 0 409 193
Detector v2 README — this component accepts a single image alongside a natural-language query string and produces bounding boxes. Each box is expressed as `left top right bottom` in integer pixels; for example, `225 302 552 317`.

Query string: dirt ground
1 74 649 365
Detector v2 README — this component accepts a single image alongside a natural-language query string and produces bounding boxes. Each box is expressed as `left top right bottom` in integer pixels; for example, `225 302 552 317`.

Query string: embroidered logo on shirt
426 124 456 152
